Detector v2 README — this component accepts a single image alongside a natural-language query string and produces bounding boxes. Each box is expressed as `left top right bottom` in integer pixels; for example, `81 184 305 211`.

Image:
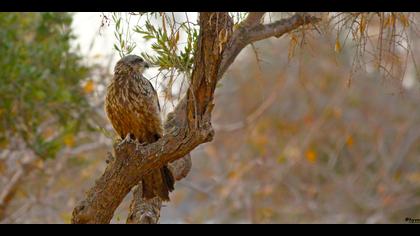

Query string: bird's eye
135 58 143 63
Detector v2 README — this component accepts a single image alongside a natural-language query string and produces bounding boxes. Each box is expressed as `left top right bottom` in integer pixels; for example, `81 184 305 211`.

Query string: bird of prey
105 54 174 201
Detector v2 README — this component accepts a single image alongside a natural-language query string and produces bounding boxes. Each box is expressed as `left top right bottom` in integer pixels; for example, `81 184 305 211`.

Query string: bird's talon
124 133 132 142
116 134 134 150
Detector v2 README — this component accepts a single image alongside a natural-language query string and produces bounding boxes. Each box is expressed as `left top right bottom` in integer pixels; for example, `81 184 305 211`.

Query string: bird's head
114 54 150 75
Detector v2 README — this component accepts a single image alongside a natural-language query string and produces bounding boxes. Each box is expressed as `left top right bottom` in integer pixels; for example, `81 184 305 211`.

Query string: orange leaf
288 34 298 59
227 170 239 180
390 13 396 26
399 14 409 28
384 15 391 27
0 160 6 174
346 135 354 148
334 38 341 53
83 80 95 94
360 15 366 35
305 149 317 164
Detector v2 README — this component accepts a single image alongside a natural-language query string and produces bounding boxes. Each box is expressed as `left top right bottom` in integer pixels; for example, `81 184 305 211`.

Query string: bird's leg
125 133 136 142
117 133 135 149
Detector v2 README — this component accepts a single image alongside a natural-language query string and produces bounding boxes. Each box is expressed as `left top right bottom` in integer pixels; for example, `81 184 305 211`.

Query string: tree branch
0 152 37 221
218 13 320 78
126 153 192 224
246 13 320 42
71 12 320 224
71 126 213 223
126 183 162 224
71 12 232 224
0 168 24 220
241 12 266 28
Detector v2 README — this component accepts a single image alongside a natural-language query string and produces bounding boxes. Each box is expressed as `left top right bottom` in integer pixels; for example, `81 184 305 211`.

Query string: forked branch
218 13 320 78
71 12 320 224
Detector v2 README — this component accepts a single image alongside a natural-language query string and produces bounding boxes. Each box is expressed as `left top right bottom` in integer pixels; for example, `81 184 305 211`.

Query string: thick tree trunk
126 183 162 224
71 12 231 224
126 154 192 224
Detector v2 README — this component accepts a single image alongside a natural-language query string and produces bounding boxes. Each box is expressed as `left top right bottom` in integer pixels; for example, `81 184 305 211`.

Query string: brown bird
105 54 174 201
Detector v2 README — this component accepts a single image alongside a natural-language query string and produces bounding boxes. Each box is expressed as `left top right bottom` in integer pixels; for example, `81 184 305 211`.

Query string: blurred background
0 12 419 223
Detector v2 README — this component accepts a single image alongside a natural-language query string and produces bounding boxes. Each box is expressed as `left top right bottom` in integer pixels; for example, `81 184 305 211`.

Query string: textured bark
71 12 231 224
71 12 320 224
71 126 214 223
126 183 162 224
168 153 192 181
125 156 191 224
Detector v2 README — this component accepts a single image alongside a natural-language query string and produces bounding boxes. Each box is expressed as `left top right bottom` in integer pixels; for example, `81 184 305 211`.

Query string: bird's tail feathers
141 165 174 201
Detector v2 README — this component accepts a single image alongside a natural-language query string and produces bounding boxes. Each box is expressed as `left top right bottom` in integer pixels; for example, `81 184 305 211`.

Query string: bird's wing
144 76 161 112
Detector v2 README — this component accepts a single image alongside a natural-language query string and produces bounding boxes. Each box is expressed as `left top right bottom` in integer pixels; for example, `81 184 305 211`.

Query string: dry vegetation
0 12 419 223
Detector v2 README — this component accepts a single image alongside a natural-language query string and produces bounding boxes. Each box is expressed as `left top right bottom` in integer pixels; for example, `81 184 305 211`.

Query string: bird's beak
144 62 150 69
